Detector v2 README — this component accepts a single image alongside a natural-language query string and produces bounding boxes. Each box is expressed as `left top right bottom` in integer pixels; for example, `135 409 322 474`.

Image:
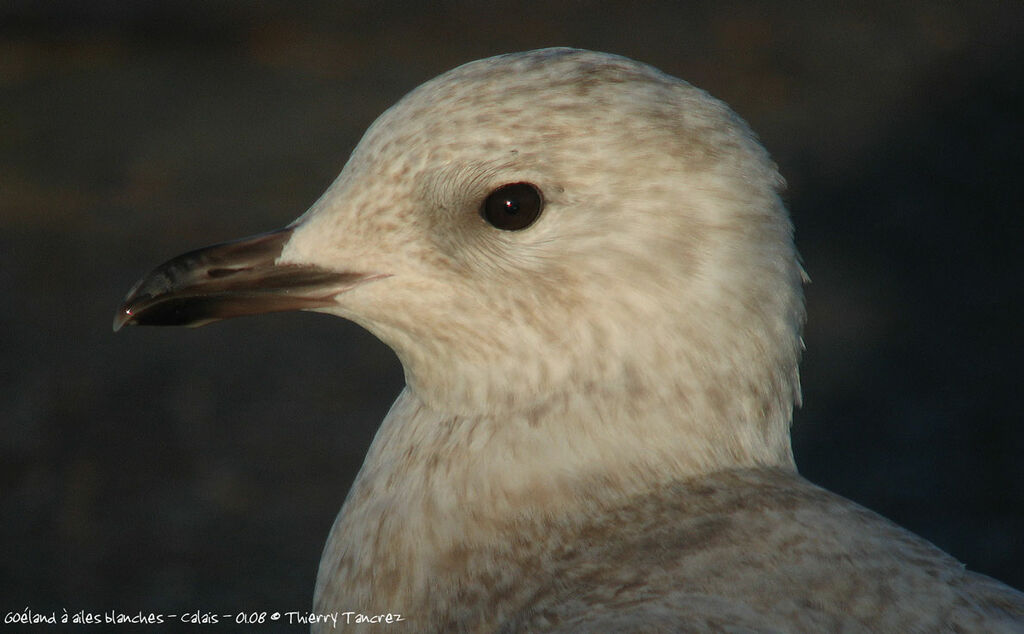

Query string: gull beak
113 227 367 331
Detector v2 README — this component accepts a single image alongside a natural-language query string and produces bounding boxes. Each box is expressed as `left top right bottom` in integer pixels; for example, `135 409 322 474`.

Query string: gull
114 48 1024 632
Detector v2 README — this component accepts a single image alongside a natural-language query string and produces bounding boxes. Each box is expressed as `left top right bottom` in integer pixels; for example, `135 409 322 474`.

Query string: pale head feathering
275 49 805 474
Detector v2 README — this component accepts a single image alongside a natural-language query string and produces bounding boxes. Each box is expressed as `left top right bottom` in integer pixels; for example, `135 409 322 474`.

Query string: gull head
116 48 804 468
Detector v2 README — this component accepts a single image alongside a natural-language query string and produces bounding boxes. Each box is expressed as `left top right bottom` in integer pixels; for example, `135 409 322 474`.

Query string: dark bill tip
113 228 372 331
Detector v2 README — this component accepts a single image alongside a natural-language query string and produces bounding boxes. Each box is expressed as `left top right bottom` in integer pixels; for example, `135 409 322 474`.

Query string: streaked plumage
116 48 1024 632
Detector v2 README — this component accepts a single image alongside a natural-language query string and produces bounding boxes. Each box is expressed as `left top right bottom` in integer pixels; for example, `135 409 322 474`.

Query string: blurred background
2 0 1022 625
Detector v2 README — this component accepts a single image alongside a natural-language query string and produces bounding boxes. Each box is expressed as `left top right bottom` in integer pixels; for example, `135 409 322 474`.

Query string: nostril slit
208 267 246 278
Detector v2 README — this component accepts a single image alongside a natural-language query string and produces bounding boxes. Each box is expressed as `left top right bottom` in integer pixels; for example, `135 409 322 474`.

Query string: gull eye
480 183 543 231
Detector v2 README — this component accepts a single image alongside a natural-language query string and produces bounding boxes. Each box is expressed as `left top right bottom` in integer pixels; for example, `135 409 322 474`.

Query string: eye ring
480 183 544 231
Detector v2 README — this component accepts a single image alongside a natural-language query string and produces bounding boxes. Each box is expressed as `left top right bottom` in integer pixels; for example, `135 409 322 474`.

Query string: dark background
3 1 1022 626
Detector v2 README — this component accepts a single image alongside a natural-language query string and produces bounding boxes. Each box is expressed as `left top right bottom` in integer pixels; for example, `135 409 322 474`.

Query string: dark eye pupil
481 183 543 231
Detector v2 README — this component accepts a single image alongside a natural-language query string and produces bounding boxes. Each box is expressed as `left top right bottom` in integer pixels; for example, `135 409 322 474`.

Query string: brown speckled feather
116 48 1024 633
505 469 1024 632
